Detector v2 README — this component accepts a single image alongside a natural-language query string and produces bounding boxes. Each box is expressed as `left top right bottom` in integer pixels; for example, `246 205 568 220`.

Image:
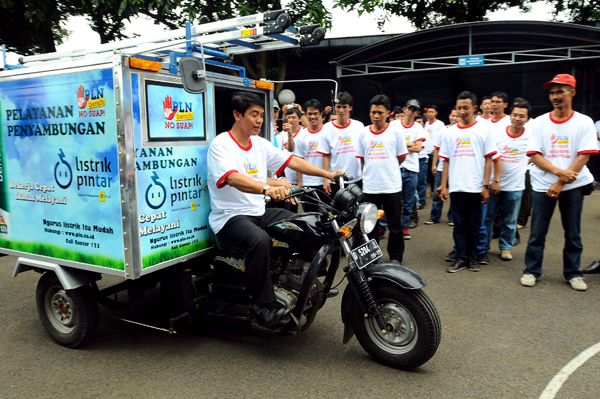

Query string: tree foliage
550 0 600 24
333 0 600 30
333 0 539 30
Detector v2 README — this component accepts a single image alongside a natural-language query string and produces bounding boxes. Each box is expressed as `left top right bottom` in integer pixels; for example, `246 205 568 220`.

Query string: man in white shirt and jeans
207 92 344 327
522 74 599 291
392 99 426 239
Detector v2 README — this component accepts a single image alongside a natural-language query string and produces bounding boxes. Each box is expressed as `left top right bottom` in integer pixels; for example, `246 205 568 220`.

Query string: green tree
0 0 79 54
550 0 600 24
333 0 539 30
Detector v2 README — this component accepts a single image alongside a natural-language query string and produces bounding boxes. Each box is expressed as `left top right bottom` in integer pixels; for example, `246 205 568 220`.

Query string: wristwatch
262 184 270 195
483 184 491 190
493 178 500 183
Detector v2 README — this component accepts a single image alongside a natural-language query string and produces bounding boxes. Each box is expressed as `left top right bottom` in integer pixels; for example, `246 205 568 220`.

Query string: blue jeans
485 191 523 250
417 158 428 205
430 172 452 222
524 188 584 280
401 170 418 227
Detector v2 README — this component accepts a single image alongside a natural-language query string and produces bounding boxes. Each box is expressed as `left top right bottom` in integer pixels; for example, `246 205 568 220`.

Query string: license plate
350 239 383 269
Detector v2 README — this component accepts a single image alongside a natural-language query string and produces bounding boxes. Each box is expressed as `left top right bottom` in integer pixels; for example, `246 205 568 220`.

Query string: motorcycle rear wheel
351 281 441 370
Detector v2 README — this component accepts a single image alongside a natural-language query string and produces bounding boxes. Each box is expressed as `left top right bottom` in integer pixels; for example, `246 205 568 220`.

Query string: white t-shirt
207 131 293 234
438 120 498 193
294 126 325 187
424 119 445 154
595 120 600 150
280 127 303 184
527 111 599 192
356 123 409 194
392 120 426 173
317 119 364 183
490 114 511 130
433 125 453 172
491 126 531 191
476 115 493 124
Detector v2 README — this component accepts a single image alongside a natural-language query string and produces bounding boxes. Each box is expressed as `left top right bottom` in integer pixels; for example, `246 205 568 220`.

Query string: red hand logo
163 95 176 120
77 85 89 109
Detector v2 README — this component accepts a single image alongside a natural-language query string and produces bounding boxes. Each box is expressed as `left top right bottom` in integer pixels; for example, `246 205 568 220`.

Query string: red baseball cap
543 74 576 89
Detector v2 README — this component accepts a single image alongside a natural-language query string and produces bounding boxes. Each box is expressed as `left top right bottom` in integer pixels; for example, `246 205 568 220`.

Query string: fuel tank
266 212 332 254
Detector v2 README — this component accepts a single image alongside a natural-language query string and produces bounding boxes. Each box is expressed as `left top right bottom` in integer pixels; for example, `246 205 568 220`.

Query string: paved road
1 191 600 399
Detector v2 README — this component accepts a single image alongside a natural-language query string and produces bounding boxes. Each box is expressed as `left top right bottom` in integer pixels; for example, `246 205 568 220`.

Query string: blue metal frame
1 44 24 70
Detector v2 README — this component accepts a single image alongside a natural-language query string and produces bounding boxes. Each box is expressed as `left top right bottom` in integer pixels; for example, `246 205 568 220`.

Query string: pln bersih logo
0 216 7 234
77 85 105 110
163 95 194 121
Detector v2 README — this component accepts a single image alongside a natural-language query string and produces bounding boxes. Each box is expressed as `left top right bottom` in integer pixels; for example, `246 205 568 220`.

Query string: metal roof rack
1 10 325 77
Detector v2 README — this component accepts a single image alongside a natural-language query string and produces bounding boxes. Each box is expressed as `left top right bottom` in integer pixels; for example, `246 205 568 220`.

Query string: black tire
35 272 99 348
351 281 441 370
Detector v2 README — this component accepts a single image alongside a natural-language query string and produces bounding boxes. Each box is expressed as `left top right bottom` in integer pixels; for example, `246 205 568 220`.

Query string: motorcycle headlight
356 202 378 234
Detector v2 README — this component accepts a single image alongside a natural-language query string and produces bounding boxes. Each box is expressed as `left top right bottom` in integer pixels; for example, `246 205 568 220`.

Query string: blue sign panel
458 55 484 68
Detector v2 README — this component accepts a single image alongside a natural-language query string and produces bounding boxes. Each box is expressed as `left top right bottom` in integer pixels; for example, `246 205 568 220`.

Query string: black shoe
445 250 457 262
253 304 285 327
447 220 454 226
326 288 340 298
425 219 440 225
583 260 600 274
513 237 520 246
403 233 411 240
417 203 425 210
476 253 490 265
408 221 418 229
447 259 467 273
390 259 402 265
468 257 481 272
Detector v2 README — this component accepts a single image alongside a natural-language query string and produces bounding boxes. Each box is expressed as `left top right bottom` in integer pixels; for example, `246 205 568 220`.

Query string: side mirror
179 57 207 94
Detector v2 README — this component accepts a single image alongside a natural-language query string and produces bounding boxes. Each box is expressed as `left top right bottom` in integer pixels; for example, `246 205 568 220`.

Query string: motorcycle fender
364 263 427 289
341 287 356 344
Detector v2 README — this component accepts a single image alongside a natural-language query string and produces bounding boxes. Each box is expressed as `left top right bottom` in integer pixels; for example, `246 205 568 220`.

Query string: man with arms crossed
438 92 498 273
319 92 364 198
485 100 533 261
392 99 426 239
522 74 598 290
208 92 344 327
357 94 409 264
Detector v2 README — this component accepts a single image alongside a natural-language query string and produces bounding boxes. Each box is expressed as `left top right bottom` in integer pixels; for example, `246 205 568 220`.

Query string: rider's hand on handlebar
265 186 289 202
327 169 347 183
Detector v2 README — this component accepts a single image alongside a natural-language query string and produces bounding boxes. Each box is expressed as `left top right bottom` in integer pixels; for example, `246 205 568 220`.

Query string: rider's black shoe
326 288 340 298
253 304 285 327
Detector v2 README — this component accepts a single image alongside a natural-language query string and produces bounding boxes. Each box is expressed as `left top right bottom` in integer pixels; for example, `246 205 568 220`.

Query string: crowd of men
266 73 600 291
205 72 599 327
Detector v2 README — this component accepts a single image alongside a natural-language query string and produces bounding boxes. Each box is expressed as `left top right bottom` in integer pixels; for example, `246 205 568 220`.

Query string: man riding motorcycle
207 91 345 327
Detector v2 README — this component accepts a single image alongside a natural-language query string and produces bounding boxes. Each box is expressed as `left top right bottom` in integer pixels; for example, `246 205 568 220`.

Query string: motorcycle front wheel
351 281 441 370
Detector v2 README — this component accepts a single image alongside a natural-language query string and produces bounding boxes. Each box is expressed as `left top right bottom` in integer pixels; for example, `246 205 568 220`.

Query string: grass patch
142 238 213 268
0 238 125 270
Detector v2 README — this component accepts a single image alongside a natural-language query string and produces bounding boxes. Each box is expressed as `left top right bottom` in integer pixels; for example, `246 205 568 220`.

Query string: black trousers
517 170 532 227
363 192 404 262
216 208 293 305
450 192 483 261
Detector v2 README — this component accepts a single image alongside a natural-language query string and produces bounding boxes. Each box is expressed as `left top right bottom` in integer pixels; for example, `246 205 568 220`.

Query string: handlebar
264 186 307 203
